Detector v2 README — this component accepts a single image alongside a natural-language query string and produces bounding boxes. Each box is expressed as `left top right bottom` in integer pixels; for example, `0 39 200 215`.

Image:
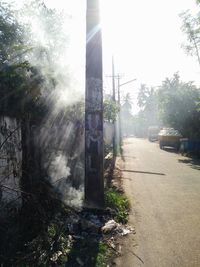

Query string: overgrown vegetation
0 1 82 265
158 73 200 138
105 189 130 224
122 73 200 139
0 202 72 265
103 99 120 123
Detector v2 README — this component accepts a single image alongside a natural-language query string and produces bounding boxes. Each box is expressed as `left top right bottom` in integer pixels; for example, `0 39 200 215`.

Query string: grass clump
95 242 109 267
67 239 109 267
105 189 130 224
21 222 72 266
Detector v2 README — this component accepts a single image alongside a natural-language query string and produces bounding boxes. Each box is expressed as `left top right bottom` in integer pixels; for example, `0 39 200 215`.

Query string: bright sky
99 0 200 112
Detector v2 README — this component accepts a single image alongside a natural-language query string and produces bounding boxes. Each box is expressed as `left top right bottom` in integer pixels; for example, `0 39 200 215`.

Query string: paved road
116 138 200 267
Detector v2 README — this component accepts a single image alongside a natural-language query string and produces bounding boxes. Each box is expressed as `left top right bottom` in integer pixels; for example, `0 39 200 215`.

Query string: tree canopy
180 10 200 67
158 73 200 138
133 73 200 138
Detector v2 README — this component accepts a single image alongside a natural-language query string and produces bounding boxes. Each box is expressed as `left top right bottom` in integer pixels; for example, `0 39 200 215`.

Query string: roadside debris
64 208 135 266
65 210 135 238
101 219 135 236
62 159 133 265
102 219 119 234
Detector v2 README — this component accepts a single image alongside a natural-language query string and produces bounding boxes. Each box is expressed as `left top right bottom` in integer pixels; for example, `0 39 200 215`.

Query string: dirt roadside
113 156 140 267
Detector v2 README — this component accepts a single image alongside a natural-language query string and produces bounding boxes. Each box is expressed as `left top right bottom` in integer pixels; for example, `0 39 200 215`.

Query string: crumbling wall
0 116 22 208
0 114 85 211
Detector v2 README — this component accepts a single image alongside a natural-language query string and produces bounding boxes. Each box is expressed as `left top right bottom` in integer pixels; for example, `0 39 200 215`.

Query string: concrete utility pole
85 0 104 207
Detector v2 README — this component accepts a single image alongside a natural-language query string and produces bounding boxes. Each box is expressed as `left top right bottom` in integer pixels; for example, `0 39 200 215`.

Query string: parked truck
158 128 182 151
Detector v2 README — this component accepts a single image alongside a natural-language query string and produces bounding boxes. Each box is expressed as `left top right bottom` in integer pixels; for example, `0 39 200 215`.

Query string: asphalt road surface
116 138 200 267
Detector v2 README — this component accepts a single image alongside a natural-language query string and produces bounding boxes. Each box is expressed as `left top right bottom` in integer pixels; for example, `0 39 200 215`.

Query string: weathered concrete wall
0 113 85 210
0 116 22 207
0 115 112 209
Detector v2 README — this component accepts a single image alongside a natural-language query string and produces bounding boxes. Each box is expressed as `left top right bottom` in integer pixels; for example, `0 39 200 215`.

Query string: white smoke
16 0 85 208
47 153 84 209
17 0 85 109
62 185 84 209
48 154 71 184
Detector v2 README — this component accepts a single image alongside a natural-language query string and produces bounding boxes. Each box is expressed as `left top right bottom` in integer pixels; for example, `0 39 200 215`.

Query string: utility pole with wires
106 59 136 156
112 56 116 102
107 71 123 155
117 77 137 146
106 57 123 157
112 56 117 157
117 75 122 152
85 0 104 207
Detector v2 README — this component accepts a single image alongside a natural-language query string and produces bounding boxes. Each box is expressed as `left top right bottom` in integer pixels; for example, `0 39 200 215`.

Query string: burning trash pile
59 207 136 266
24 205 135 266
66 208 135 237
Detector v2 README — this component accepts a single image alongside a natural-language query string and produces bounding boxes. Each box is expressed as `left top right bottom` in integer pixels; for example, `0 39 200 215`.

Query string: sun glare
44 0 200 87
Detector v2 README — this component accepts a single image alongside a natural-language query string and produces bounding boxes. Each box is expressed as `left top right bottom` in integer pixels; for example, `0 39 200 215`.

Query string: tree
20 0 67 64
0 2 46 118
0 0 67 229
138 84 150 108
122 93 132 116
103 99 119 123
180 11 200 68
121 93 134 136
158 73 200 138
137 84 159 126
134 73 200 139
132 84 160 137
132 111 148 137
0 2 26 64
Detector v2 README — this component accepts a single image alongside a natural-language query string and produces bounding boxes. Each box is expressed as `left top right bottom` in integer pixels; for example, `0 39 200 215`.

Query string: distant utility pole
117 77 137 149
112 56 116 101
85 0 104 207
106 57 120 157
112 56 117 157
117 75 122 151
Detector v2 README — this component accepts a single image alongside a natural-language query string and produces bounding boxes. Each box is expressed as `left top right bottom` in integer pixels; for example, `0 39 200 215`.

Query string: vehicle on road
158 128 182 150
148 126 160 142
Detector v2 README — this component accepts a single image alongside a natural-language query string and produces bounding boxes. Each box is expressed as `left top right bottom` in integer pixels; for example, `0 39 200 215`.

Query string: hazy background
11 0 200 114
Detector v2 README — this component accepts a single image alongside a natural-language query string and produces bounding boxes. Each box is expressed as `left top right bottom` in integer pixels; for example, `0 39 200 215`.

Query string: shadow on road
178 158 200 171
122 155 136 159
161 147 179 153
120 169 165 176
